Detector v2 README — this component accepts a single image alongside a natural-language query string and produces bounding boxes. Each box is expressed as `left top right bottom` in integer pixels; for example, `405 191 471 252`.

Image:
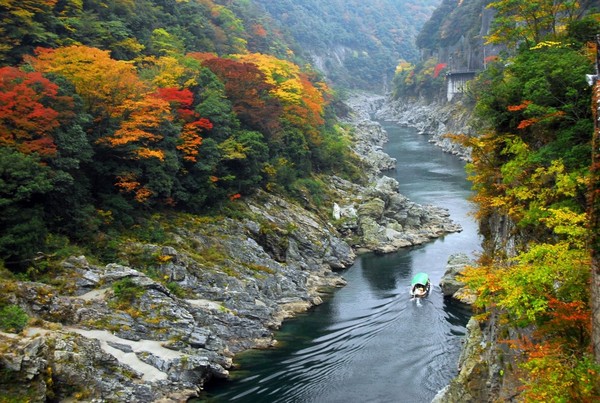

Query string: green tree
486 0 582 48
0 148 53 269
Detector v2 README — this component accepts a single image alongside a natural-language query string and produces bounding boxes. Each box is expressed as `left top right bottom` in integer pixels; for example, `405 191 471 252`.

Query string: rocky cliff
0 95 462 402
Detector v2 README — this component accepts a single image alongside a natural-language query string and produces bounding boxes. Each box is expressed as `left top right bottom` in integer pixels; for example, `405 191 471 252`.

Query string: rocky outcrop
439 253 477 304
330 175 461 254
374 96 475 161
0 190 353 401
342 93 395 176
432 311 522 403
333 92 462 254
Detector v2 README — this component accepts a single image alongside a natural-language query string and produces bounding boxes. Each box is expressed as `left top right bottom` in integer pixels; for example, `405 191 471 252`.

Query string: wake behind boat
410 272 431 298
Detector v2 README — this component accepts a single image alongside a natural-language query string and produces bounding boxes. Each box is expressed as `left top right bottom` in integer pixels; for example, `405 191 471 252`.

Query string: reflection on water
199 124 481 403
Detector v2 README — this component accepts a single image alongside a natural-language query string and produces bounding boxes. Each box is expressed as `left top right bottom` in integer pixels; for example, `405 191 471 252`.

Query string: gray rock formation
334 92 463 254
374 97 475 161
1 188 353 401
330 175 461 254
439 253 477 304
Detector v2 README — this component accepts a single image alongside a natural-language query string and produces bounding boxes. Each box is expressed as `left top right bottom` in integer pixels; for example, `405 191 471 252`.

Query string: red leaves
516 117 540 129
507 100 565 130
202 57 282 136
152 87 212 162
433 63 447 78
0 66 66 157
154 87 194 109
541 298 591 339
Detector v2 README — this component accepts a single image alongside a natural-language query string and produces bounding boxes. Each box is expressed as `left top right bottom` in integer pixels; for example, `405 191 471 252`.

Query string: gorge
2 0 599 401
200 96 481 402
0 94 470 402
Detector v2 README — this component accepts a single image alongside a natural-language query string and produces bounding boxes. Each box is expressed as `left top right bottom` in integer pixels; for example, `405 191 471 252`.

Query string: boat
410 272 431 298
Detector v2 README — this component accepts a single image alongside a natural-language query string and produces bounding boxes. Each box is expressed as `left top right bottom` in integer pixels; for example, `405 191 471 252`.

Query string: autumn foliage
26 46 142 117
0 6 346 269
0 67 75 157
453 7 600 400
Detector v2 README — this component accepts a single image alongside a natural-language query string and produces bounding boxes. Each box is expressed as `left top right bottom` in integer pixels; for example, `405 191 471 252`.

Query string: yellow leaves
218 137 247 160
530 41 565 50
274 80 303 104
540 208 589 247
147 56 189 88
139 55 202 89
395 60 413 74
27 46 143 116
135 149 165 161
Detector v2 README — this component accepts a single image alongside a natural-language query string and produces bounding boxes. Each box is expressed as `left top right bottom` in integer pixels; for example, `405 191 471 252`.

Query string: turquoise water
199 123 481 403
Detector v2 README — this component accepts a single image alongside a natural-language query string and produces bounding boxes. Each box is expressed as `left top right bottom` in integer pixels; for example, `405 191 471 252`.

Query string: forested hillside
253 0 440 90
1 0 381 271
395 0 600 401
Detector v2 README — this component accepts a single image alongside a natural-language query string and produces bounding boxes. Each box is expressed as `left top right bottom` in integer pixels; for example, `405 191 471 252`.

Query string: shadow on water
360 249 413 293
197 124 480 403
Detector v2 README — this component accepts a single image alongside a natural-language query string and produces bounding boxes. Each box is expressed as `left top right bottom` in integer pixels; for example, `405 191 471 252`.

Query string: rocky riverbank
346 92 475 161
0 94 463 402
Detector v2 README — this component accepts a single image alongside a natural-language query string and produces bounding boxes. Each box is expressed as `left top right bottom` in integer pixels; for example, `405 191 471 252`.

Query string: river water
200 122 482 403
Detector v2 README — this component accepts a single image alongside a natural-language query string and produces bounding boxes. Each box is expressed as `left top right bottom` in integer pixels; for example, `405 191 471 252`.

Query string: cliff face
252 0 440 91
0 95 462 402
416 0 503 71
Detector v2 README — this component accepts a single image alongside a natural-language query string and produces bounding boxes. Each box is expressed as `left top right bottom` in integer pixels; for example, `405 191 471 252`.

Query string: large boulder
439 253 477 304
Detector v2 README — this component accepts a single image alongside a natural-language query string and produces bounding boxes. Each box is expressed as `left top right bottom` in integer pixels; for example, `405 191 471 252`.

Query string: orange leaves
542 298 591 338
252 23 268 38
516 117 540 129
115 174 152 203
177 124 204 162
100 95 170 161
101 88 213 163
507 100 566 130
115 174 140 193
508 336 600 402
507 100 532 112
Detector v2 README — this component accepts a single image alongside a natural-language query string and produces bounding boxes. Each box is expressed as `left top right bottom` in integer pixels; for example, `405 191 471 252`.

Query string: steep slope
252 0 440 91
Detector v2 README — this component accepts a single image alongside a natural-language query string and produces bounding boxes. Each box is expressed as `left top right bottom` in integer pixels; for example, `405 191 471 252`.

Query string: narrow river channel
200 121 482 403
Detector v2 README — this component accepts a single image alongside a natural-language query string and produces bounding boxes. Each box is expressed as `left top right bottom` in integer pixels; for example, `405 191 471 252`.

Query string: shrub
111 278 145 307
0 304 29 333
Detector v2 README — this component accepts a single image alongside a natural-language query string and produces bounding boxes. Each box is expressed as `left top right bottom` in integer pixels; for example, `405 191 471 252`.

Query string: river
199 121 482 403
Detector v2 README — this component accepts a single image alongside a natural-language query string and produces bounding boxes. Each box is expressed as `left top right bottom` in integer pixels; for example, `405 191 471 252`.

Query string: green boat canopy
411 272 429 286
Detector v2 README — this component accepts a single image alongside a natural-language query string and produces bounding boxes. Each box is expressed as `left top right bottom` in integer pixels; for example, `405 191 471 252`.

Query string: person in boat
412 284 427 296
411 272 430 297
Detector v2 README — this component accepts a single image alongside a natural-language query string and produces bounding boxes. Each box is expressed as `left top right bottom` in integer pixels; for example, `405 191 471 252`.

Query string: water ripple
200 123 478 403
